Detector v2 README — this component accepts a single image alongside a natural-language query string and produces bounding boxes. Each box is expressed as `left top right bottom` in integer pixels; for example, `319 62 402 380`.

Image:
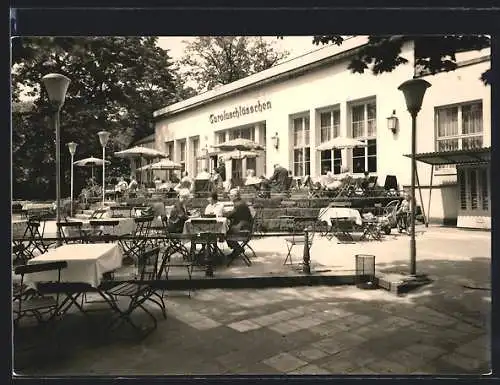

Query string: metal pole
54 108 62 246
415 167 427 227
410 112 417 275
428 164 434 228
70 154 74 217
302 227 311 274
102 146 106 206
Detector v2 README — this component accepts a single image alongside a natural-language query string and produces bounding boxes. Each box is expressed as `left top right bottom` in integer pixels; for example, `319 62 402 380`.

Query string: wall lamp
387 110 399 134
271 132 279 149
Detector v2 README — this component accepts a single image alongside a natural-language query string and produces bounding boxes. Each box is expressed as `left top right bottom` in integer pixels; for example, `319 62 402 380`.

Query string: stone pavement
13 226 491 376
15 282 490 376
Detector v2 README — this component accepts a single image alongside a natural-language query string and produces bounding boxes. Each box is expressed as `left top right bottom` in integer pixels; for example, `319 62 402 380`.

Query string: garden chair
13 261 67 327
100 247 166 338
119 216 154 264
226 216 257 267
57 221 86 244
283 217 318 265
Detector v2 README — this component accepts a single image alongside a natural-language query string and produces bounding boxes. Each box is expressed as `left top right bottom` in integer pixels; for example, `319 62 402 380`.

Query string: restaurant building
145 36 490 229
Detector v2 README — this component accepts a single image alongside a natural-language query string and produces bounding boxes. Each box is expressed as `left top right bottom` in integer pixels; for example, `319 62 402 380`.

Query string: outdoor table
318 207 362 226
25 243 124 318
66 217 136 237
183 217 229 235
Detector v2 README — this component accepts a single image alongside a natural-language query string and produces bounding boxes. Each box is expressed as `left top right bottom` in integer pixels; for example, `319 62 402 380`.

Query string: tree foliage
312 35 491 84
179 37 289 92
11 37 185 200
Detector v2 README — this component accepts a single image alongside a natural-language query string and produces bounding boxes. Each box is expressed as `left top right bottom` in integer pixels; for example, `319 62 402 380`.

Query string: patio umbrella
136 158 182 183
73 156 111 183
220 150 259 161
114 146 168 183
212 138 265 152
316 137 368 151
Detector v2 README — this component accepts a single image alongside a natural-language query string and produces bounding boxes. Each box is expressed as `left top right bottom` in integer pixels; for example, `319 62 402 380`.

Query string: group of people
166 187 252 261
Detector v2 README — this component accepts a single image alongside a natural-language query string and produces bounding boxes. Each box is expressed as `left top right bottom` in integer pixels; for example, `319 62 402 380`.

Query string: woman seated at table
204 192 224 217
167 188 192 233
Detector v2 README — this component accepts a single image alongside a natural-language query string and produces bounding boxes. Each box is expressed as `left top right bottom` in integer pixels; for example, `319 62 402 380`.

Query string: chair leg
283 243 293 265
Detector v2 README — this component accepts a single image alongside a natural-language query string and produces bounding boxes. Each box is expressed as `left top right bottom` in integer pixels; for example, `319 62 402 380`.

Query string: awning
404 147 490 166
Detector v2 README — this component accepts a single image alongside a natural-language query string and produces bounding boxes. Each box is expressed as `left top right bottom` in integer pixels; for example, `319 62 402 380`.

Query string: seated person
215 159 226 182
396 192 412 229
268 164 290 192
204 191 224 217
167 188 192 233
224 189 253 259
154 177 163 190
211 171 224 190
128 175 139 192
174 171 194 193
360 171 370 190
244 169 263 192
323 171 343 190
170 172 181 184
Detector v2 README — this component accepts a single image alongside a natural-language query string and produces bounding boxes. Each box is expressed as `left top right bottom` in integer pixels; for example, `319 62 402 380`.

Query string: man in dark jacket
269 164 290 192
224 188 253 258
215 158 226 182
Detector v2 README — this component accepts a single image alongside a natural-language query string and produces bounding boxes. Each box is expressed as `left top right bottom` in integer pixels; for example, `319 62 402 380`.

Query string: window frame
434 100 484 173
292 115 311 177
350 100 377 174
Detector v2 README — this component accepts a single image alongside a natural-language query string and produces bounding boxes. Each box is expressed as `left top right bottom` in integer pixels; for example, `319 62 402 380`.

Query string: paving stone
311 337 345 355
262 352 308 373
288 364 331 374
189 318 222 331
439 351 489 373
290 347 329 362
287 315 326 329
405 343 447 361
309 322 345 338
227 320 262 332
318 358 361 374
364 358 409 374
267 320 303 335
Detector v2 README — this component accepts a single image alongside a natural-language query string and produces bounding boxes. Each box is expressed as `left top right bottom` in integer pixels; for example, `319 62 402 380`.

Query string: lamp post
398 78 431 276
42 73 71 246
67 142 78 217
98 131 110 207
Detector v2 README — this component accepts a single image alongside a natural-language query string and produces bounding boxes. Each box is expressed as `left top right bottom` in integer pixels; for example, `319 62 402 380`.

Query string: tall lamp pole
42 73 71 246
398 78 431 276
98 131 110 207
67 142 78 217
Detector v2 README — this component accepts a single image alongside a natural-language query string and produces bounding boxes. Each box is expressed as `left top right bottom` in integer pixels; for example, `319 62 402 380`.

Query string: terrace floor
13 226 491 376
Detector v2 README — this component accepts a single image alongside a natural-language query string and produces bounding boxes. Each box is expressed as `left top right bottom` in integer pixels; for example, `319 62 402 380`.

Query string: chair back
133 216 153 238
57 221 85 243
90 208 108 219
367 176 378 189
89 219 120 236
137 247 161 280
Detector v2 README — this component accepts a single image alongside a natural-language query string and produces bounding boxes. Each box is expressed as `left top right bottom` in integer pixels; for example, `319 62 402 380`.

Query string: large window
216 132 226 144
436 101 483 152
319 109 341 174
351 101 377 173
292 116 310 177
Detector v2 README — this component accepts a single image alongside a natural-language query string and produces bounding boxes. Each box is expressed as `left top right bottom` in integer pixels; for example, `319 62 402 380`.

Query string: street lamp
398 78 431 276
42 73 71 246
98 131 110 207
67 142 78 217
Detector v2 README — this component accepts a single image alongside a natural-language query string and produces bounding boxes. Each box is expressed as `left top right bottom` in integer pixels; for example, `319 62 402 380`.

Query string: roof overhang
404 147 490 165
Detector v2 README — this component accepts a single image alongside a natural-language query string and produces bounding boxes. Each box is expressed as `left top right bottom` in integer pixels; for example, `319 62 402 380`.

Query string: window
246 157 256 174
166 142 174 160
179 141 186 172
229 127 254 141
350 101 377 173
320 109 340 143
216 132 226 144
458 166 489 212
435 101 483 168
192 137 203 173
320 150 341 174
292 116 310 176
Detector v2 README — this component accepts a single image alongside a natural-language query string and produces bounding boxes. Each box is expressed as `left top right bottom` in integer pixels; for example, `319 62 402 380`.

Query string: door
232 159 243 186
457 165 490 228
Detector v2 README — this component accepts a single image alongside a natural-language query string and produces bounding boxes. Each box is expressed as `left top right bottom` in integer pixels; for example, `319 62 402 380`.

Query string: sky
156 36 320 63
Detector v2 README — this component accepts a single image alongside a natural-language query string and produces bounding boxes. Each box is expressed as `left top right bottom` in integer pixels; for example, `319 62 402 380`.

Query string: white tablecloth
183 217 229 235
12 219 28 239
318 207 363 226
26 243 123 288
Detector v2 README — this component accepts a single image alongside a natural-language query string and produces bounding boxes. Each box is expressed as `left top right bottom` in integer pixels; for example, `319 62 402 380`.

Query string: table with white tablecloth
26 243 123 288
183 217 229 235
318 207 363 226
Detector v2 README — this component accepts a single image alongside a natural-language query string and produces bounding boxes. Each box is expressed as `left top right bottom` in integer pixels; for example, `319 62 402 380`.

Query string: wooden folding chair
57 221 86 244
283 218 318 265
119 216 154 263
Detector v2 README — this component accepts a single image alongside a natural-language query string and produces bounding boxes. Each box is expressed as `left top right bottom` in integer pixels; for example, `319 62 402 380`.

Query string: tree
310 35 491 84
11 37 184 200
179 37 289 92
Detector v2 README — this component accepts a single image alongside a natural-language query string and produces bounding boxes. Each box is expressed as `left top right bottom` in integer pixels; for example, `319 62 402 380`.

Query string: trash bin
355 254 377 289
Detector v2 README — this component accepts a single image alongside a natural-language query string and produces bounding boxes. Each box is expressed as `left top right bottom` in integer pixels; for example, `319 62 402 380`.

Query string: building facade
148 36 490 229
